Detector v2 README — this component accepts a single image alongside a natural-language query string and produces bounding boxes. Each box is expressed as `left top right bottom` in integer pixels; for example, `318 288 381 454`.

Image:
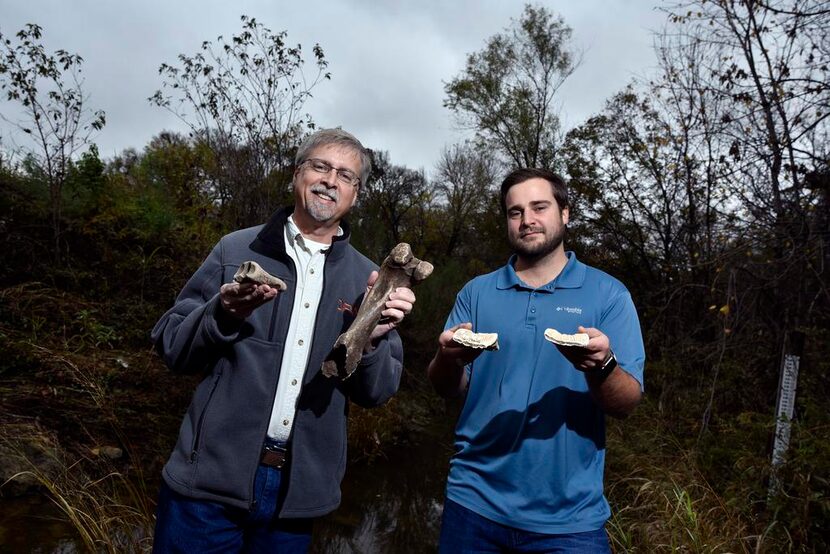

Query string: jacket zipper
190 366 224 462
252 256 297 509
268 257 296 342
269 251 332 513
248 249 334 513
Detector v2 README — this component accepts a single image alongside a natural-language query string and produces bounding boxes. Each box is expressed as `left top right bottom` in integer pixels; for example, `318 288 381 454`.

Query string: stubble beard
509 225 566 262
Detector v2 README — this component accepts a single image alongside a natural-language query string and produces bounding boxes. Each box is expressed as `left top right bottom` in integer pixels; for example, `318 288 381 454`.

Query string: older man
151 128 415 552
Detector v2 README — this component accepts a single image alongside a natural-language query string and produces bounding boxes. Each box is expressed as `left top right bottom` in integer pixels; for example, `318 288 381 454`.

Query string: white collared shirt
266 216 341 441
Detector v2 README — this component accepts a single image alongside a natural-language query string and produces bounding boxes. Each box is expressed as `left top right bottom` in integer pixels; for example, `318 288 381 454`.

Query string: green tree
352 151 431 262
433 141 498 258
564 86 735 287
64 144 105 216
149 15 329 228
0 23 105 258
444 4 578 169
663 0 830 330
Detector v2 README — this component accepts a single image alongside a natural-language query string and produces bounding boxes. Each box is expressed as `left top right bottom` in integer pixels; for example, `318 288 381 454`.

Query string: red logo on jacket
337 299 356 316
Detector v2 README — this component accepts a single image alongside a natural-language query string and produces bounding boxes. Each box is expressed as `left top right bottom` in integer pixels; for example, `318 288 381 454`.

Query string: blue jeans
438 498 611 553
152 464 313 553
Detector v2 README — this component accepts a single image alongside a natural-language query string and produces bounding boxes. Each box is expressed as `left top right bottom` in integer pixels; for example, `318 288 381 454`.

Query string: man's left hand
554 325 611 373
365 270 416 342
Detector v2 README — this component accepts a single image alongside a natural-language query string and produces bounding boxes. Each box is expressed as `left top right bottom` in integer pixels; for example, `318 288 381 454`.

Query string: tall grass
3 279 828 551
2 437 154 553
603 397 804 553
0 294 158 552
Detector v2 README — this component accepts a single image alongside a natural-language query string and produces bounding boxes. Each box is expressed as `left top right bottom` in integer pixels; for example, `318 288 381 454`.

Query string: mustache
310 184 338 202
520 226 544 237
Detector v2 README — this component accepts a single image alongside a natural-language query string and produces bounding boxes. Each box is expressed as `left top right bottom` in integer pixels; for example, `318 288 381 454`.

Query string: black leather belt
260 444 288 469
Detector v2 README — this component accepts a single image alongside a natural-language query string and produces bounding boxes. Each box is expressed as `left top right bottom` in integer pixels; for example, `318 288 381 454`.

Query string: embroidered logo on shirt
556 306 583 315
337 299 356 316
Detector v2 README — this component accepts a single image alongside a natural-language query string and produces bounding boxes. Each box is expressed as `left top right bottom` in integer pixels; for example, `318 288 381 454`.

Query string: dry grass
2 282 826 551
4 437 154 554
0 283 166 552
604 401 792 553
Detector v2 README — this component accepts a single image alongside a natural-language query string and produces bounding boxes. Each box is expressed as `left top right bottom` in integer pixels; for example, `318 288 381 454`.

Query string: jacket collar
250 206 352 263
496 251 586 291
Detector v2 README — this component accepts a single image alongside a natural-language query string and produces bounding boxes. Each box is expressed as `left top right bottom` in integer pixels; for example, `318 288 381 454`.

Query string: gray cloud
1 0 667 173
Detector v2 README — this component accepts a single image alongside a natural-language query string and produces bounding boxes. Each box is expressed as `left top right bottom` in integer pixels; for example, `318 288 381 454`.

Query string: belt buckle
261 443 288 468
263 443 286 454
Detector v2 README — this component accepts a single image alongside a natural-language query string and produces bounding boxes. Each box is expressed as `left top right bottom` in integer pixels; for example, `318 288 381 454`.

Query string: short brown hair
499 168 569 214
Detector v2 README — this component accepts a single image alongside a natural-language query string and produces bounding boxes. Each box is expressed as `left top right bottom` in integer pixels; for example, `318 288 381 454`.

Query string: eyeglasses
301 158 361 187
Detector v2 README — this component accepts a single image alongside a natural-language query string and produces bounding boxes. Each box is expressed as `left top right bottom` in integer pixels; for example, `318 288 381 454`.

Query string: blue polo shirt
444 252 645 533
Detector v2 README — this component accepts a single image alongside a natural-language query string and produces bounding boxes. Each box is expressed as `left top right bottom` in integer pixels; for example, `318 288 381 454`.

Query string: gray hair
295 128 372 185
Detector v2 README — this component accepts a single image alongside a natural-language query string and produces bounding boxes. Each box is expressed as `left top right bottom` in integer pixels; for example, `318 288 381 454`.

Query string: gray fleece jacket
151 207 403 518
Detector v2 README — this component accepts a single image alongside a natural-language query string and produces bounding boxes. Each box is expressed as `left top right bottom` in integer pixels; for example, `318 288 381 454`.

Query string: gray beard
306 185 339 222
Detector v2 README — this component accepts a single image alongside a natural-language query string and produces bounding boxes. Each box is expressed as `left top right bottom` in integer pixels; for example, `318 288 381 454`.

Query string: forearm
348 333 403 407
427 348 468 399
586 366 642 418
152 293 241 374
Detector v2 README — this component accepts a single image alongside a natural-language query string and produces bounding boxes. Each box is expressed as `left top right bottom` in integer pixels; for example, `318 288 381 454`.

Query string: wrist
439 346 466 368
588 350 617 382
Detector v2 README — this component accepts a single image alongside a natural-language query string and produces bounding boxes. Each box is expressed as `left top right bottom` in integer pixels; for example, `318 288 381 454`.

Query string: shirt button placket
527 291 539 326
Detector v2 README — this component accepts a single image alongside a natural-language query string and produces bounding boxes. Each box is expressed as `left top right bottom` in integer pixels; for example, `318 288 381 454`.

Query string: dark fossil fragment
322 243 433 379
233 261 288 290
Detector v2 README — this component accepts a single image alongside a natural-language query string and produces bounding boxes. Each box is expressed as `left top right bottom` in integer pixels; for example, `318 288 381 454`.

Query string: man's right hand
428 322 483 398
219 282 280 320
438 323 482 366
438 322 484 367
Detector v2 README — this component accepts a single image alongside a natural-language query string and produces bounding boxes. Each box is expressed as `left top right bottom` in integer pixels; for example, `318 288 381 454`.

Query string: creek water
0 495 79 553
0 420 456 553
312 422 454 553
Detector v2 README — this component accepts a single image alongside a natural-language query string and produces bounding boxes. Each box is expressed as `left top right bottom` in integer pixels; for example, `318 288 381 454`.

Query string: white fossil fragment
452 328 499 351
233 261 288 290
543 328 590 347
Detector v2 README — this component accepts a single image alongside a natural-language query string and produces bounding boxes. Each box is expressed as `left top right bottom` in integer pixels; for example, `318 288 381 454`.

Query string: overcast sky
2 0 667 174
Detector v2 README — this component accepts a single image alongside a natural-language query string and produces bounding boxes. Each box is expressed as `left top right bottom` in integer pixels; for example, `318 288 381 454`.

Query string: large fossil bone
322 243 433 379
233 261 288 290
452 328 499 351
543 328 590 347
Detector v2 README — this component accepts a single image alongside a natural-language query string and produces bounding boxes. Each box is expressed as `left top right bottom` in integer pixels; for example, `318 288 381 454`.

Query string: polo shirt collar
496 251 586 291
